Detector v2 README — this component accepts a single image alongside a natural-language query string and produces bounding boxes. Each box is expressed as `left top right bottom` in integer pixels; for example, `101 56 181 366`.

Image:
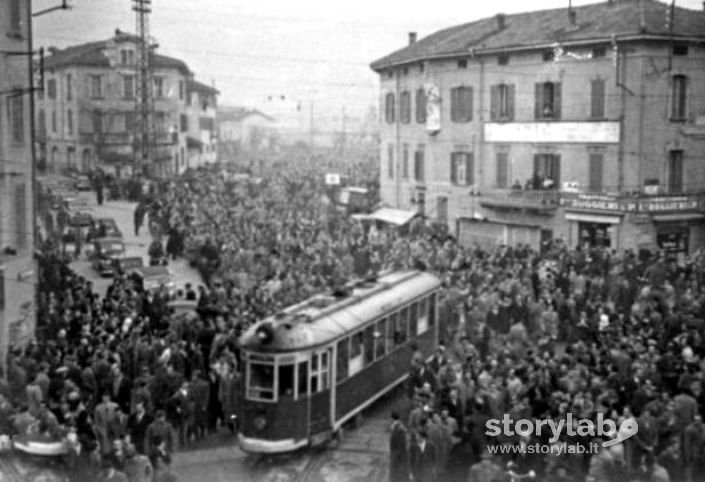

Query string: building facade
371 0 705 258
0 0 36 374
36 30 217 177
218 107 277 152
184 79 219 173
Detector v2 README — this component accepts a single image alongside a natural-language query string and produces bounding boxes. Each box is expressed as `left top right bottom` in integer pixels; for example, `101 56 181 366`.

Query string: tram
237 269 442 453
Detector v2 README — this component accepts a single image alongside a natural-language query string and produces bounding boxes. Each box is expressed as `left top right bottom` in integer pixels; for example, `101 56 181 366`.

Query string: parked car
112 256 145 274
129 265 175 295
74 175 92 191
87 217 122 241
90 237 126 277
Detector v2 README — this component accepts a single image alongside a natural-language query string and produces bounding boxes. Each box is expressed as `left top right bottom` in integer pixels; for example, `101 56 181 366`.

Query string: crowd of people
5 159 705 482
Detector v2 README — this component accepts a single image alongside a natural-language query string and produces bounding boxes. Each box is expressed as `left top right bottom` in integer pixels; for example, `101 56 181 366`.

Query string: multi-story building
371 0 705 258
0 0 36 374
184 79 219 173
36 29 217 177
218 106 277 151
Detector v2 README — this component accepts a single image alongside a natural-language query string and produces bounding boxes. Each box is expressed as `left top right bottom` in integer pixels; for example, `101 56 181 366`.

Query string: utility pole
132 0 156 177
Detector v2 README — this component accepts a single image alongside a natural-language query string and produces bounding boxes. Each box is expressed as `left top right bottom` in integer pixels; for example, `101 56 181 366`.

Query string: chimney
569 9 577 26
408 32 417 45
496 13 506 30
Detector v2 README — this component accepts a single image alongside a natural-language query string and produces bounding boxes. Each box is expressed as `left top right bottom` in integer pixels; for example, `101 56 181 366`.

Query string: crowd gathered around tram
0 157 704 482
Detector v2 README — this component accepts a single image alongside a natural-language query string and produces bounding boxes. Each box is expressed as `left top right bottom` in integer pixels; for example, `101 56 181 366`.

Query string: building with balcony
183 79 219 174
0 0 36 375
36 29 217 177
371 0 705 258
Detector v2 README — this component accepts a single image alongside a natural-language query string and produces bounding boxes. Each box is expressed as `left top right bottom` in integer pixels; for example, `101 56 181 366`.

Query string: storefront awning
368 208 418 226
652 213 705 222
565 212 622 224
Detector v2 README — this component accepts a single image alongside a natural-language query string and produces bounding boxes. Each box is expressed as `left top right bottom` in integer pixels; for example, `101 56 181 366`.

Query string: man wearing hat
389 411 410 482
409 420 437 482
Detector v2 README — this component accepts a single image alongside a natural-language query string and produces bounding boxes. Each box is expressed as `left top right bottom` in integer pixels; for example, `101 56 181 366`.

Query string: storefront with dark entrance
565 212 622 249
652 213 704 262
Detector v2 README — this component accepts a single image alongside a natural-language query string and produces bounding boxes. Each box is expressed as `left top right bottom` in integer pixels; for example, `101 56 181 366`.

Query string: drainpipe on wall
477 57 485 196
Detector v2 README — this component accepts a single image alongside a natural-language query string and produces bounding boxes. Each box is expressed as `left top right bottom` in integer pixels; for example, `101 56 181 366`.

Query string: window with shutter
671 75 687 120
400 91 411 123
668 151 684 193
588 153 604 192
402 144 409 179
536 82 560 119
387 144 394 179
414 148 425 182
590 79 605 119
415 88 427 123
533 154 561 189
450 86 472 123
496 152 508 188
385 93 395 123
15 184 26 250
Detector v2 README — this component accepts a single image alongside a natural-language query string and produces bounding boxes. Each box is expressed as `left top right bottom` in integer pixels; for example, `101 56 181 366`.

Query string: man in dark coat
389 411 410 482
128 400 153 455
409 426 437 482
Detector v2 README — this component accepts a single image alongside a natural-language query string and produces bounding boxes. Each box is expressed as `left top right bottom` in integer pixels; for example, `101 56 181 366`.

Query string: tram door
306 348 332 444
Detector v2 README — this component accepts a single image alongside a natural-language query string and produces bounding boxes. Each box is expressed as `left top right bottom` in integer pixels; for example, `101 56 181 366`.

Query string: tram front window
279 364 294 398
248 362 275 401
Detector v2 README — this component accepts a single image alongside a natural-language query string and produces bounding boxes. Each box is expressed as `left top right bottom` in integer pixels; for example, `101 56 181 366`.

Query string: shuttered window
671 75 687 120
496 152 509 188
15 183 27 250
535 82 561 120
450 86 473 122
400 91 411 124
450 152 474 185
414 147 425 182
402 144 409 179
415 88 427 123
490 84 515 121
590 79 605 119
588 153 604 192
384 93 395 123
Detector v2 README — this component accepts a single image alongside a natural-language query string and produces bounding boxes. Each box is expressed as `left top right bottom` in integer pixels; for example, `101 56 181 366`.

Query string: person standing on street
134 202 146 237
95 171 105 206
389 411 410 482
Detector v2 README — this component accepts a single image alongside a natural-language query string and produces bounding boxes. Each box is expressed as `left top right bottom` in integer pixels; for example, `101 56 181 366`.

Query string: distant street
68 191 202 295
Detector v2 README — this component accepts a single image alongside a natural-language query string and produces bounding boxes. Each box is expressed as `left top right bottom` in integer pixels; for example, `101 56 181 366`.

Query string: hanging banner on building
424 83 441 135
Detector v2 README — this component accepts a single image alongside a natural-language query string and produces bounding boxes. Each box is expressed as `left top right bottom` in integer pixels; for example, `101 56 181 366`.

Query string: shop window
415 88 427 123
535 82 561 120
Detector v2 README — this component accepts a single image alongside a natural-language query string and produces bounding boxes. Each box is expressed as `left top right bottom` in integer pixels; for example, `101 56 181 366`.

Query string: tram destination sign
562 193 701 213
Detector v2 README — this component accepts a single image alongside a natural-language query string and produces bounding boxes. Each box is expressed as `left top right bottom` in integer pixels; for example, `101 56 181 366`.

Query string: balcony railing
480 188 560 212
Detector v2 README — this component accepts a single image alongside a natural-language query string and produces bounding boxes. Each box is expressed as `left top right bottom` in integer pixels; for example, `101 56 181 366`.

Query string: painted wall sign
485 121 620 143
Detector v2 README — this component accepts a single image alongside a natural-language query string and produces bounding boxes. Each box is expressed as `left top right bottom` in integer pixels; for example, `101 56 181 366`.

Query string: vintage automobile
87 217 122 241
73 174 92 191
90 237 126 276
129 265 176 295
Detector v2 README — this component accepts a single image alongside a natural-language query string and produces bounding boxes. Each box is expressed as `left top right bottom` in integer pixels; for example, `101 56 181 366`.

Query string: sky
32 0 704 129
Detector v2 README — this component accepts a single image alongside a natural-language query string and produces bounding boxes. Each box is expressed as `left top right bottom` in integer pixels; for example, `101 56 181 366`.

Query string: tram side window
364 325 375 364
248 363 275 401
428 293 436 326
349 332 364 376
409 302 418 338
417 298 429 334
375 319 387 359
337 339 349 382
298 361 308 398
279 364 295 398
397 308 409 344
311 351 330 392
388 312 399 348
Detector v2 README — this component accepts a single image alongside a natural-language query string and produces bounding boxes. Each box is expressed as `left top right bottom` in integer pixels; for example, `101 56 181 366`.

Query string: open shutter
466 87 473 122
466 152 474 186
450 153 458 184
490 85 499 121
533 154 541 178
553 155 561 185
507 84 516 120
553 82 562 120
590 79 605 118
588 153 603 191
534 83 543 119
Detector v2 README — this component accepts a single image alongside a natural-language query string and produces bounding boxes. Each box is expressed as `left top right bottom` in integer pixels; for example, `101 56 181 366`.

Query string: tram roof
239 270 441 352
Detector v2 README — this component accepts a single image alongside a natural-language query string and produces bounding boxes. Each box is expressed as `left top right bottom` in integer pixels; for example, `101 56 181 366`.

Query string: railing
577 183 705 196
483 188 561 206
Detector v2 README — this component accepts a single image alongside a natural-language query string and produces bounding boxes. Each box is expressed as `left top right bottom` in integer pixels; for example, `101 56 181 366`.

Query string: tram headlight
254 416 266 431
255 323 274 344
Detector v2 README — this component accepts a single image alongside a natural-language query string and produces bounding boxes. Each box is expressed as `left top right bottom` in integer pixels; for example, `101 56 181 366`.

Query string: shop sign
638 196 699 212
632 213 652 224
562 194 637 212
